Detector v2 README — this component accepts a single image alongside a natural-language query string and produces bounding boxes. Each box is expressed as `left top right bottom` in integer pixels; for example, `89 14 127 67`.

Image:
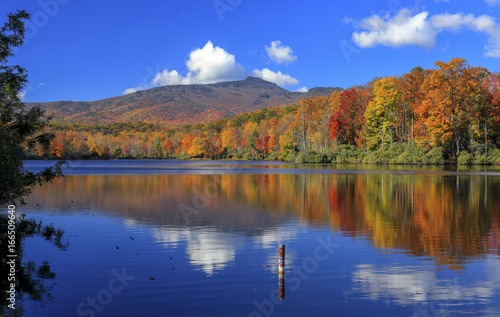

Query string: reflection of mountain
22 173 500 270
25 174 295 233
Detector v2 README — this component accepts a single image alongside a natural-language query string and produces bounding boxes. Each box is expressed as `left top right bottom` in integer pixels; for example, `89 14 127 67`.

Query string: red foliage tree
327 112 345 146
330 88 372 146
255 135 270 153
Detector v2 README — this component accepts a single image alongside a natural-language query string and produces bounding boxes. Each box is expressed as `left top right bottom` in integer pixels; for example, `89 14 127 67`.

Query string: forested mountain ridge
27 77 342 126
30 58 500 165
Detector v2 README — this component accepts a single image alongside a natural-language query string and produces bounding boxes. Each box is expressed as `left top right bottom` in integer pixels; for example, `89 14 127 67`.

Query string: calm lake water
6 160 500 316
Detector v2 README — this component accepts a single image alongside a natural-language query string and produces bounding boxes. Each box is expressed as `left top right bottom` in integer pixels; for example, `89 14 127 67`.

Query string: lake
5 160 500 316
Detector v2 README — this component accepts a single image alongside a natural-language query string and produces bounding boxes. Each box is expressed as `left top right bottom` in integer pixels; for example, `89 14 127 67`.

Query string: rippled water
6 160 500 316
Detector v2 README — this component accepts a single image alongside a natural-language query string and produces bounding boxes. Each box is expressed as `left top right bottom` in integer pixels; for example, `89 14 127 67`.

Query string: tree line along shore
28 58 500 165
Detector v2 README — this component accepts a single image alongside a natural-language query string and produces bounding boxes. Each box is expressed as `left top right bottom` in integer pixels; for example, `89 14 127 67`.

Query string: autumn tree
328 112 344 150
329 88 371 147
255 135 270 154
240 121 258 151
152 135 162 158
181 132 194 155
15 56 500 164
306 96 331 152
418 58 488 156
400 66 428 145
221 124 241 154
364 77 402 149
203 130 222 158
296 98 312 151
187 136 207 157
51 131 67 158
163 139 173 157
276 111 296 154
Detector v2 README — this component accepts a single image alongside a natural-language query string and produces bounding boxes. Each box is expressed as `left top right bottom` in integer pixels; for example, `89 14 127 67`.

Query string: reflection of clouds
352 259 500 310
485 257 500 284
185 230 246 276
151 226 190 248
252 227 298 249
123 218 139 226
150 227 245 276
353 264 436 304
253 227 299 273
150 226 299 276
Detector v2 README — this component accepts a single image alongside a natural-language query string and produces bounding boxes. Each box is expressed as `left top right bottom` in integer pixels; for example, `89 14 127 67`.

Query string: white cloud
251 68 299 87
485 0 499 5
265 40 298 64
342 15 355 26
430 13 496 32
185 41 247 83
295 87 308 93
150 69 188 86
353 10 437 49
18 82 45 101
352 9 500 57
18 91 27 100
123 41 247 94
122 84 147 95
430 13 500 57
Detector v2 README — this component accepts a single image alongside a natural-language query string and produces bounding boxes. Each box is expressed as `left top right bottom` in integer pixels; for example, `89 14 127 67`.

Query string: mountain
27 77 343 126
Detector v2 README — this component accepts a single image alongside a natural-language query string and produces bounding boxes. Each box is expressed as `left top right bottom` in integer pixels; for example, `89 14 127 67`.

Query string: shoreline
22 157 500 167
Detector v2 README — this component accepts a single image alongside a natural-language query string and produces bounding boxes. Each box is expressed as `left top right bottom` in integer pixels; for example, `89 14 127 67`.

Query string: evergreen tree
0 10 63 206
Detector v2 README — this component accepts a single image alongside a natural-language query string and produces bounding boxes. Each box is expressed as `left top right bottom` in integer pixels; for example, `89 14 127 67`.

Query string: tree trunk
301 105 306 151
379 128 384 149
411 116 414 143
485 125 488 164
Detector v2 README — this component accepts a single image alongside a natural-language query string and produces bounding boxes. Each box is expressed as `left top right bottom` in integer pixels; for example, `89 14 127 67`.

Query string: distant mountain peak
242 76 271 83
27 77 342 126
210 76 283 90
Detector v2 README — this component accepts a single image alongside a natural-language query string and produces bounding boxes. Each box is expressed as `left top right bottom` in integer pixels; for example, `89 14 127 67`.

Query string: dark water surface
6 160 500 316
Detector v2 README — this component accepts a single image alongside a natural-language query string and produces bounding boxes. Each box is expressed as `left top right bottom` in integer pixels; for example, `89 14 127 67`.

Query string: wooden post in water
279 244 285 300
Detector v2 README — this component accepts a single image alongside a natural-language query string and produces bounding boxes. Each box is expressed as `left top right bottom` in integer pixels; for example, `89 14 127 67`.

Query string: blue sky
2 0 500 102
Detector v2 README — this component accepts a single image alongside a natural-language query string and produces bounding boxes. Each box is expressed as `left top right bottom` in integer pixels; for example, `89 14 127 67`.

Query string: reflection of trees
274 173 498 270
0 215 67 316
356 175 496 270
24 173 500 270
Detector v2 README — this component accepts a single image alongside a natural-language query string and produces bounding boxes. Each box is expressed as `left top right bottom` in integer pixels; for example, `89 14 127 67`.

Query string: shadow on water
0 215 67 316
